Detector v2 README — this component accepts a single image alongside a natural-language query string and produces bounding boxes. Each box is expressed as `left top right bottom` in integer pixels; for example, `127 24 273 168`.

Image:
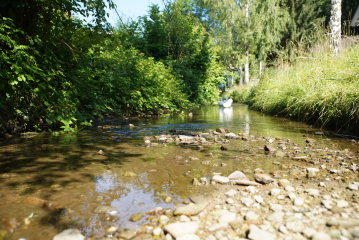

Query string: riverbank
227 43 359 134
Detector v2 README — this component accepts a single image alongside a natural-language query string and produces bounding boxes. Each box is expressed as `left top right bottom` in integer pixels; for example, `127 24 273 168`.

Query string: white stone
266 212 284 223
270 204 283 211
277 195 285 200
319 182 326 187
228 171 247 180
279 225 289 234
160 215 170 224
225 189 237 197
165 233 173 240
312 232 331 240
218 212 236 223
241 198 255 207
226 198 235 204
212 175 229 184
303 227 317 238
321 200 333 210
288 193 296 200
179 215 191 222
286 220 305 233
176 234 200 240
337 200 349 208
278 179 291 188
305 189 320 196
253 195 263 203
322 195 331 200
248 224 276 240
53 229 85 240
153 228 163 236
348 184 358 191
332 193 341 199
245 186 258 194
271 188 281 196
306 168 319 173
163 222 199 238
285 186 295 192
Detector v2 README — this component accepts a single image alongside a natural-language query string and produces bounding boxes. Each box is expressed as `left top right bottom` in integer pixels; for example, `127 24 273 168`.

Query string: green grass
235 43 359 133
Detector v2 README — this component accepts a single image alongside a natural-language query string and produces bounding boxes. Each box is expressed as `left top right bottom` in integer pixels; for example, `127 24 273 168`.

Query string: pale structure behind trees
329 0 342 56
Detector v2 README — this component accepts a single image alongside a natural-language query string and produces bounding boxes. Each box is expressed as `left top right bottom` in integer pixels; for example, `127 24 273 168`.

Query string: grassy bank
229 43 359 133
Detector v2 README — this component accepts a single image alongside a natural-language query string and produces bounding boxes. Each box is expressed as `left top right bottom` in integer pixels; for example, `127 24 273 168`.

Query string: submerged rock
124 172 137 177
92 206 117 214
130 212 143 222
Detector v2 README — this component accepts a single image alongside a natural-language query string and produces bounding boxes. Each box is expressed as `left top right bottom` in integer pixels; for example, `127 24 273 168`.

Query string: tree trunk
329 0 341 56
231 70 234 87
238 66 243 88
244 0 250 84
259 53 262 77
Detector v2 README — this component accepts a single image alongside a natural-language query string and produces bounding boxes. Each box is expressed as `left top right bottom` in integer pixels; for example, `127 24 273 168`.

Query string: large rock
174 201 210 216
163 222 199 238
254 174 274 184
212 175 229 184
53 229 85 240
228 171 247 181
248 224 276 240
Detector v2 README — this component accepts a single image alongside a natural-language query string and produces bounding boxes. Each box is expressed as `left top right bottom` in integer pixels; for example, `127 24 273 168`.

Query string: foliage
237 41 359 132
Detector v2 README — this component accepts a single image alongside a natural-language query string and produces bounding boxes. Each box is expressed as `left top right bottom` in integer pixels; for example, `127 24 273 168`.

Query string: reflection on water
0 104 358 239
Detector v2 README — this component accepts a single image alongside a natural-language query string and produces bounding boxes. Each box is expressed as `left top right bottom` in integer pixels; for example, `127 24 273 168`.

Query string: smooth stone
130 212 143 222
245 211 262 222
176 234 200 240
348 184 358 190
241 198 255 207
153 227 163 236
285 186 295 192
279 179 291 188
159 215 170 224
254 174 275 184
321 200 333 210
271 188 281 196
312 232 332 240
286 220 305 233
234 180 261 186
228 171 247 181
319 182 326 187
226 198 235 204
117 229 136 240
253 195 263 203
174 201 210 216
327 229 341 238
124 171 137 177
294 197 304 206
225 189 237 197
248 224 276 240
53 229 85 240
179 215 191 222
279 225 289 234
288 193 296 199
245 186 258 194
305 189 320 196
229 221 242 230
163 222 199 238
218 212 236 223
92 206 116 213
266 212 284 223
327 218 359 228
337 200 349 208
270 204 283 211
303 227 317 238
212 175 229 184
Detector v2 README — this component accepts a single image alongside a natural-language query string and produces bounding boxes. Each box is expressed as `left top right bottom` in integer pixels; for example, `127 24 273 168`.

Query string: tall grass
236 40 359 132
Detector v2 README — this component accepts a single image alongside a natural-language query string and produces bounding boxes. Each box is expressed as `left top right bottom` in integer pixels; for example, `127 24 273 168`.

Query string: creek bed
0 104 358 240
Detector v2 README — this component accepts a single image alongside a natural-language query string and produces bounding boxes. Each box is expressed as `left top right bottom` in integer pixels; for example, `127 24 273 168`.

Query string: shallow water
0 104 358 239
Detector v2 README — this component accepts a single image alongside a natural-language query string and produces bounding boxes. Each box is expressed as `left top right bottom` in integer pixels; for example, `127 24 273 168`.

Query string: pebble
270 204 283 211
117 229 136 240
285 186 295 192
279 225 289 234
248 224 276 240
179 215 191 222
174 201 210 216
271 188 281 196
294 197 304 206
337 200 349 208
226 198 234 204
253 195 263 203
279 179 291 188
53 229 85 240
348 184 358 191
303 227 317 238
266 212 284 223
225 189 237 197
92 206 117 214
311 232 332 240
228 171 247 181
153 227 163 236
160 215 170 224
245 211 262 222
286 220 305 233
241 198 255 207
176 234 200 240
163 222 199 238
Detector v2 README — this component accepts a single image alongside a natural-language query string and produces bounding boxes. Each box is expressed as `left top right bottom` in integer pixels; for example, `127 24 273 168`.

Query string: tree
329 0 341 55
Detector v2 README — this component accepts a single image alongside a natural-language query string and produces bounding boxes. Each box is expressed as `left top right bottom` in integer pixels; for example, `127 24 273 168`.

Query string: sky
76 0 165 27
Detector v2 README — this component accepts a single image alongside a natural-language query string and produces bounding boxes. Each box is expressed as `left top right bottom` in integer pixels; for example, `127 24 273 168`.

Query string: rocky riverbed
46 127 359 240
